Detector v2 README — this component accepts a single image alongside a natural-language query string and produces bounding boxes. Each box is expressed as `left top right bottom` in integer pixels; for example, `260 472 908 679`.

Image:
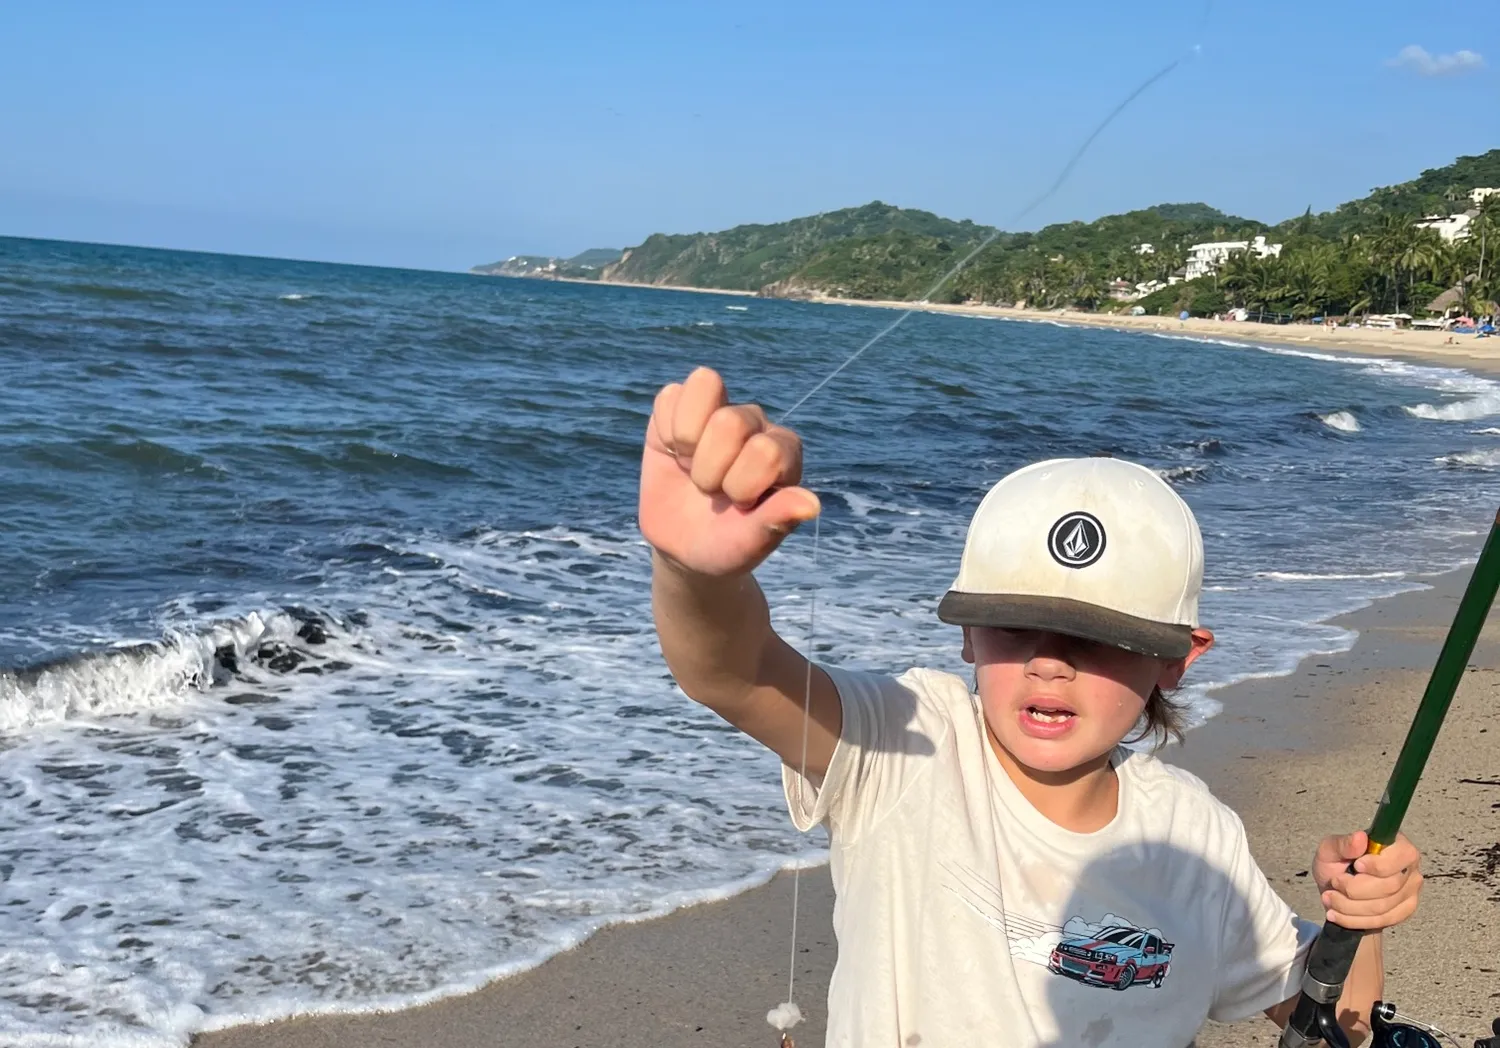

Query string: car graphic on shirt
1047 925 1173 990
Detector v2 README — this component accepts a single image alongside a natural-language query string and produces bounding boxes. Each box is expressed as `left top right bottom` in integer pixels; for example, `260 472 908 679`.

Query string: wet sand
195 564 1500 1047
815 297 1500 380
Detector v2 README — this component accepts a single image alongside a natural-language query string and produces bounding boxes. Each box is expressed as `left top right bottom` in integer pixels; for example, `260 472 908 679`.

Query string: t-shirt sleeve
1209 813 1321 1022
782 665 945 844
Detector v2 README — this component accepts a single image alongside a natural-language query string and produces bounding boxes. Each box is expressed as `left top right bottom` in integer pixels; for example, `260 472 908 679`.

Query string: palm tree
1247 257 1289 312
1369 215 1428 314
1473 196 1500 287
1155 243 1188 284
1399 227 1444 288
1288 245 1336 318
1474 269 1500 316
1072 271 1107 310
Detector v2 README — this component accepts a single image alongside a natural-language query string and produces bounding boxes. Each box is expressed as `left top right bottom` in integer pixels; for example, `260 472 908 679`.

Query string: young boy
640 366 1423 1047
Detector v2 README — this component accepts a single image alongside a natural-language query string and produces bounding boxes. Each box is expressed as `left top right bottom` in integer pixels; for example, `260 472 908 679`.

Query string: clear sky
0 1 1492 271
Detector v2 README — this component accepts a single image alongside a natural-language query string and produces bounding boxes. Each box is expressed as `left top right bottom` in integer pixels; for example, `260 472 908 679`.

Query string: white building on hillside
1184 235 1282 280
1415 212 1474 242
1471 187 1499 207
1135 243 1155 255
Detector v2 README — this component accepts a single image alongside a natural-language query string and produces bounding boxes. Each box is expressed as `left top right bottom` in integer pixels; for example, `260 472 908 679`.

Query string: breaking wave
1405 391 1500 421
1255 571 1406 582
1436 449 1500 470
0 610 336 733
1157 464 1209 484
1319 411 1362 433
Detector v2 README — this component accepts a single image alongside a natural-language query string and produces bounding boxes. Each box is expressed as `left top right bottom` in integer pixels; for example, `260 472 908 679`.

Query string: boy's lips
1018 699 1078 739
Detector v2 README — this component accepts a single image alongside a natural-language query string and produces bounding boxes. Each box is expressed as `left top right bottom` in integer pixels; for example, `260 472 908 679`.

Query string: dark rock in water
214 644 239 675
225 693 278 706
256 643 305 673
282 606 329 645
296 619 328 645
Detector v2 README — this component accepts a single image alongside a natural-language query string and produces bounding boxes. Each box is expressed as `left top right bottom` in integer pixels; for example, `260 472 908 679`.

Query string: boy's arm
652 550 843 776
641 366 842 776
1265 830 1421 1046
1264 932 1383 1047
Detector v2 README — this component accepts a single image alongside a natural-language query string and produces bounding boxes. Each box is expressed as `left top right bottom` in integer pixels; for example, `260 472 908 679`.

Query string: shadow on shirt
918 838 1301 1048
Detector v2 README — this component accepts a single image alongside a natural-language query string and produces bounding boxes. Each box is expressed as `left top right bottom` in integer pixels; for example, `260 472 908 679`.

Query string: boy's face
963 626 1213 777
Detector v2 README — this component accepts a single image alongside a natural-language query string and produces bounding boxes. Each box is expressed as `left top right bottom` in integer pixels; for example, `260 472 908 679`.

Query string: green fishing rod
1279 510 1500 1048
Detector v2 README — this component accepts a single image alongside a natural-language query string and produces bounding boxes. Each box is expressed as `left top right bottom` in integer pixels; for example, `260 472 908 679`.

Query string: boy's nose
1025 631 1080 675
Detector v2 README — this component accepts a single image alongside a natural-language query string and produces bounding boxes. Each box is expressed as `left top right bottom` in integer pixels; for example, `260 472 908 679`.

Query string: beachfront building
1414 212 1474 242
1183 235 1282 281
1108 279 1137 301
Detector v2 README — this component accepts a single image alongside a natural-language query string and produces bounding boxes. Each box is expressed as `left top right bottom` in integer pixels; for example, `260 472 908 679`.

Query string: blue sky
0 1 1492 271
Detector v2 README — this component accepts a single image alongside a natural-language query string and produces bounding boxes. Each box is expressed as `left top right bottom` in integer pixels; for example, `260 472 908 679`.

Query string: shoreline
548 275 760 297
826 296 1500 379
194 563 1500 1048
564 275 1500 378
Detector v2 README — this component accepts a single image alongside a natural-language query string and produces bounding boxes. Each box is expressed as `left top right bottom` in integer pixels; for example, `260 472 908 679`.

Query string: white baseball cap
936 457 1203 659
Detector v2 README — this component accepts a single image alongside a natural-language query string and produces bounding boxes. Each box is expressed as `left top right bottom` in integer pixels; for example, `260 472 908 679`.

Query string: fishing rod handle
1278 921 1365 1046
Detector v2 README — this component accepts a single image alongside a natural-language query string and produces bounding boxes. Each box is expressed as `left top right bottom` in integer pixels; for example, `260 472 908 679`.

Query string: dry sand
813 296 1500 379
196 567 1500 1048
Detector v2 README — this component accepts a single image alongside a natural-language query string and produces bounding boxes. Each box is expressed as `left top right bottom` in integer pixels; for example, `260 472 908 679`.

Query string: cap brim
937 591 1193 659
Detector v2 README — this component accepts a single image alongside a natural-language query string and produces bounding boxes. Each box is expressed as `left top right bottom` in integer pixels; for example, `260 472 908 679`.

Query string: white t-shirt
783 665 1318 1048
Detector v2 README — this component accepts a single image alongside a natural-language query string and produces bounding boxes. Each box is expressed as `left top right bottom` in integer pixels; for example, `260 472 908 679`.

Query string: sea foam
1319 411 1362 433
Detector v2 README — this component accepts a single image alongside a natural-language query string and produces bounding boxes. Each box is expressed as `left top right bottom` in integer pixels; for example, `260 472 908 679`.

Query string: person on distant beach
638 366 1424 1047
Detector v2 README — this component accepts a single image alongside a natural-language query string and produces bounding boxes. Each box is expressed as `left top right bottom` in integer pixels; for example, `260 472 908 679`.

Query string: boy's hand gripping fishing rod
1279 511 1500 1048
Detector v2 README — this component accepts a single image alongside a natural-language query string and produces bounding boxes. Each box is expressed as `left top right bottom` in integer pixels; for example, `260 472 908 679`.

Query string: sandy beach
196 564 1500 1048
514 273 1500 377
562 274 1500 376
805 295 1500 380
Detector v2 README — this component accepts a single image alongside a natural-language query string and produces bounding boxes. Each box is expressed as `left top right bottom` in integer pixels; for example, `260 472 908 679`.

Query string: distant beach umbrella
1179 310 1190 321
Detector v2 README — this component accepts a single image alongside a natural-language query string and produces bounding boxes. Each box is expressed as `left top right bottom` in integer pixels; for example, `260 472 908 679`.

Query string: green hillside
1277 149 1500 239
758 203 1260 304
600 201 991 291
564 248 623 269
479 148 1500 316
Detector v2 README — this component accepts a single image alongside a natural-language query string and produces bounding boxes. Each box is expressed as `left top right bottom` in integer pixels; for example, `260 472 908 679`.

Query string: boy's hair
1129 686 1188 748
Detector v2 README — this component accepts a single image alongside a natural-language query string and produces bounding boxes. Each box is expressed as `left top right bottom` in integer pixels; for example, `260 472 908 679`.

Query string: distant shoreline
536 274 1500 378
477 273 758 297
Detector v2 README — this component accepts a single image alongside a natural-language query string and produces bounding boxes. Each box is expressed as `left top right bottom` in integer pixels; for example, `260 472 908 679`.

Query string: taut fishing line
765 28 1207 1046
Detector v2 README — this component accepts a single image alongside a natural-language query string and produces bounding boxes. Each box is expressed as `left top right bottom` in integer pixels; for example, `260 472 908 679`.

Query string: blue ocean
2 235 1497 1046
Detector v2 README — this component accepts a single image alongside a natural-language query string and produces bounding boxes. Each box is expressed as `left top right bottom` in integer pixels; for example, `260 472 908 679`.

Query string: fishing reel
1369 1000 1500 1048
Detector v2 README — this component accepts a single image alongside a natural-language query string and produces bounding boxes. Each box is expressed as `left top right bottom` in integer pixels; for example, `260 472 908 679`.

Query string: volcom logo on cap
1048 512 1106 568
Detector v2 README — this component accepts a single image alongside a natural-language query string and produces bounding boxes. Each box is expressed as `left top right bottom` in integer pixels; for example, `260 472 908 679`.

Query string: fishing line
777 45 1198 427
766 30 1205 1046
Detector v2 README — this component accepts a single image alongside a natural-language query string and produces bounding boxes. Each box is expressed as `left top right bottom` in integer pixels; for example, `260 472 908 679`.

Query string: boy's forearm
1271 932 1384 1045
651 550 777 712
1335 931 1384 1045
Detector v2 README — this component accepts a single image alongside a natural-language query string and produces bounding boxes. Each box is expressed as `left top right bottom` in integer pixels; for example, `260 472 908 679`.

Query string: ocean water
2 235 1499 1045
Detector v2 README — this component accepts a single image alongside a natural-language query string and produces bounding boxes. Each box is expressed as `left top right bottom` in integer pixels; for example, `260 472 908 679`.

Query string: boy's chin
992 728 1116 777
